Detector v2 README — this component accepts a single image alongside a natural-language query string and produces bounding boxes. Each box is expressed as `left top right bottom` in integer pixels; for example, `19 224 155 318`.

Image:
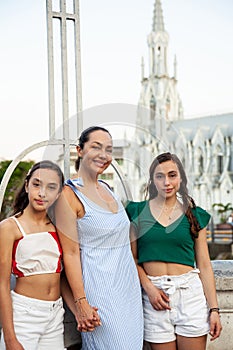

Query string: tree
0 160 35 220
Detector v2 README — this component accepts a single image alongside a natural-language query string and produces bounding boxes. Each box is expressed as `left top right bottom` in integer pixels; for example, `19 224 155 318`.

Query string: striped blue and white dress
65 178 143 350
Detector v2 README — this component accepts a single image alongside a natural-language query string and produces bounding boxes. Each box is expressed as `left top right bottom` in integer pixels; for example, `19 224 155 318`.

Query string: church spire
138 0 183 125
147 0 169 77
152 0 165 32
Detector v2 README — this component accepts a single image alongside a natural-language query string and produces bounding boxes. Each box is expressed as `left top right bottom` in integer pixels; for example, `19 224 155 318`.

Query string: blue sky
1 0 233 160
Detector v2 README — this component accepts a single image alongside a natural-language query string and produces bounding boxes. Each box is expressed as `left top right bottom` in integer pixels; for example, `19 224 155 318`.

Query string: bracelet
74 296 86 304
209 307 220 314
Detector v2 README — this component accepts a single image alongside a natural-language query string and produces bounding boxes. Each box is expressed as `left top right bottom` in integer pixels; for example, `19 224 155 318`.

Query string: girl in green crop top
126 152 222 350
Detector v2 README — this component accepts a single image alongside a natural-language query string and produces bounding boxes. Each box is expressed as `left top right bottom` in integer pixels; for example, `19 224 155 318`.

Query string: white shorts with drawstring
143 269 209 343
0 291 64 350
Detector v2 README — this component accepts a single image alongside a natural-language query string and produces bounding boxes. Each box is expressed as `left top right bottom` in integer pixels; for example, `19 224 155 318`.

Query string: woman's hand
75 299 101 332
147 284 170 311
209 312 222 341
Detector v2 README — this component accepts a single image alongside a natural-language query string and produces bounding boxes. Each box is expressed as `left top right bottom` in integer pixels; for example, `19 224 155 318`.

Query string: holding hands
75 298 101 332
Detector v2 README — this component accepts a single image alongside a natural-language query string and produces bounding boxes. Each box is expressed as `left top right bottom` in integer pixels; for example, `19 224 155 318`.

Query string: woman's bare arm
56 186 101 332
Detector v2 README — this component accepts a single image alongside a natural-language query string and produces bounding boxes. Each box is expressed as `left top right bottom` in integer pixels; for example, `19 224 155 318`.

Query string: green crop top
126 200 210 267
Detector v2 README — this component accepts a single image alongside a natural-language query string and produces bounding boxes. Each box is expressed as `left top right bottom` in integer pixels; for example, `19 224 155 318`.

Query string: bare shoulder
56 184 84 216
0 218 20 270
0 217 15 230
61 185 79 205
0 217 19 241
63 184 76 197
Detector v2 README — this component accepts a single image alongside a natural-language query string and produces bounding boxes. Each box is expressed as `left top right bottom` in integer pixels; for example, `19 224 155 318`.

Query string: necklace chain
156 201 179 221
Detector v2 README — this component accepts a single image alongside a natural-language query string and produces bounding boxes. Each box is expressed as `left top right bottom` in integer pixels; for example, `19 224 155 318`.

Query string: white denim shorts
143 269 209 343
0 291 64 350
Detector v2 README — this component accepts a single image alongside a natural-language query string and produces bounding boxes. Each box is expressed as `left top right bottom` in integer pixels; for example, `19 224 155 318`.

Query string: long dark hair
146 152 201 239
12 160 64 223
75 126 112 171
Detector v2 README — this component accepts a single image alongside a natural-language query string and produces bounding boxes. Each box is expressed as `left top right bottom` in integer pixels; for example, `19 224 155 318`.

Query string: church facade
123 0 233 223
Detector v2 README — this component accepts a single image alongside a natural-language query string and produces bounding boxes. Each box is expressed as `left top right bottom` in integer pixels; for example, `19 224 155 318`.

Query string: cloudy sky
0 0 233 160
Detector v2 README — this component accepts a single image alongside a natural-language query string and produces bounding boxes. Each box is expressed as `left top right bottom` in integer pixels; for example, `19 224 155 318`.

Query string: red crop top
11 217 63 277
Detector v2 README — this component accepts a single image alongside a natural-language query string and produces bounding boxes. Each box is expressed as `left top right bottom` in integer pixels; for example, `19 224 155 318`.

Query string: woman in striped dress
56 126 143 349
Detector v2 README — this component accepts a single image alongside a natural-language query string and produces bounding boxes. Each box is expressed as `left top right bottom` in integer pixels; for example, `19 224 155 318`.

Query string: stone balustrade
206 260 233 350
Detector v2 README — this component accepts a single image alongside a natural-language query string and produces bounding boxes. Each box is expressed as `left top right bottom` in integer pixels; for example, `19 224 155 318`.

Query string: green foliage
212 202 233 223
0 160 35 220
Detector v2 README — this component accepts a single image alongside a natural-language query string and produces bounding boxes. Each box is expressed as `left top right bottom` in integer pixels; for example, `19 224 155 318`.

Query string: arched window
217 154 223 174
150 94 156 120
195 147 204 175
213 145 224 174
198 154 204 175
166 96 170 119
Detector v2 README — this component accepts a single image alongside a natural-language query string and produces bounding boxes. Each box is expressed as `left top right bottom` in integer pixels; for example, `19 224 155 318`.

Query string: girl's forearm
61 273 76 314
0 287 17 342
199 266 219 308
63 253 86 301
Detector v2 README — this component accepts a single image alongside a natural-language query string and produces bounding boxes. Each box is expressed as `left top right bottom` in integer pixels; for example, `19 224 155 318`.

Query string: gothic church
123 0 233 222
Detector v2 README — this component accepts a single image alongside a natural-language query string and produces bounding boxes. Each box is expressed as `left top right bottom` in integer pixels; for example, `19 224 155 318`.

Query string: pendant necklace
157 202 179 221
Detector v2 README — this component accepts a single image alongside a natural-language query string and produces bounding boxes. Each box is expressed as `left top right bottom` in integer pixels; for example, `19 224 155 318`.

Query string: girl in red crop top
0 161 66 350
127 152 222 350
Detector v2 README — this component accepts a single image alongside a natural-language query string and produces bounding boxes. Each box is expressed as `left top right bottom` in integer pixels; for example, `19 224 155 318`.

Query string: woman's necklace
156 201 180 221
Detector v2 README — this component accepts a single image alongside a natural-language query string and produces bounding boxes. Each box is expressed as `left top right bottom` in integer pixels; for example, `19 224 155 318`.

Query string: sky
0 0 233 161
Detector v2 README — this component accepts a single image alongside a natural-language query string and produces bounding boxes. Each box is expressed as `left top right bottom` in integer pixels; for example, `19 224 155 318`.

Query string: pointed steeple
147 0 168 77
152 0 165 32
139 0 183 125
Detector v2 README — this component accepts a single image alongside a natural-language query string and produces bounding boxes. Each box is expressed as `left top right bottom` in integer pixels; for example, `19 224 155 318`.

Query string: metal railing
207 225 233 244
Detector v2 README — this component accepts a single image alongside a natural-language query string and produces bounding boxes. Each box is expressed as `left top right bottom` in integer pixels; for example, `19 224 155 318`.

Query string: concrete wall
206 260 233 350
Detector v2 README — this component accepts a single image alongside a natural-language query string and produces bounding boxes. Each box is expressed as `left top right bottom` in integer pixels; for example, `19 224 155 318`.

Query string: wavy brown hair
145 152 201 239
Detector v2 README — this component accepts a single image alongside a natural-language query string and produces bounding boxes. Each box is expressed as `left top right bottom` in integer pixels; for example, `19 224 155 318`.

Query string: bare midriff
143 261 194 277
14 273 61 301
